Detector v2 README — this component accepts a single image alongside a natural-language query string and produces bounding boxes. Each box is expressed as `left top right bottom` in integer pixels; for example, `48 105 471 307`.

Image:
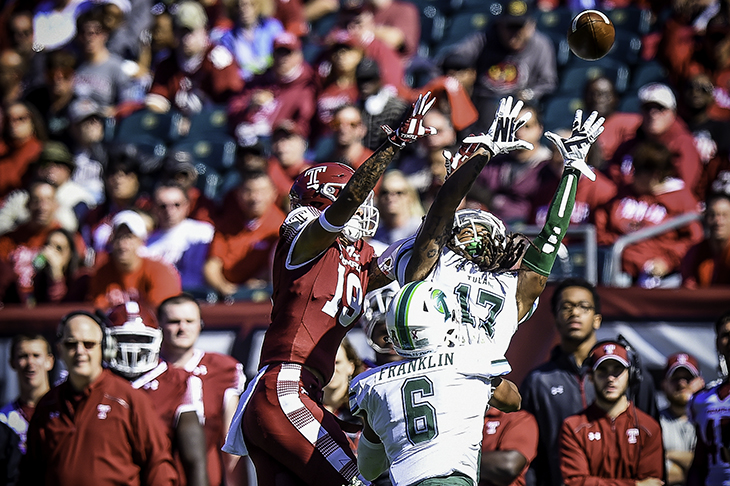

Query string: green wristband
522 166 580 276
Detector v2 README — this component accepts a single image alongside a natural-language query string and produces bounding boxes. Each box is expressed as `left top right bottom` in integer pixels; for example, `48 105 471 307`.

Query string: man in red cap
559 341 664 486
661 352 704 486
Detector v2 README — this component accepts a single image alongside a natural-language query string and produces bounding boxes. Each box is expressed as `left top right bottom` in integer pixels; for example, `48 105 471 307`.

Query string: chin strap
522 166 580 276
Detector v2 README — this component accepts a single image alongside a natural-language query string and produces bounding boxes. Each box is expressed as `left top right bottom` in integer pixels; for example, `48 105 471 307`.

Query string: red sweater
560 402 663 486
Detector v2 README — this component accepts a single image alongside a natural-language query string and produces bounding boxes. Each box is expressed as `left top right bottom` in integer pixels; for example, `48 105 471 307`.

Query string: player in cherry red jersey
158 293 248 486
105 302 208 486
223 92 437 486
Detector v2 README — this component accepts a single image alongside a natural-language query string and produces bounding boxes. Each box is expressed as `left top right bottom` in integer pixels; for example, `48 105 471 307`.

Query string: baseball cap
356 58 380 82
112 210 148 241
102 0 132 14
37 141 75 169
663 352 701 379
330 30 360 50
589 341 630 371
638 83 676 111
174 1 207 31
273 32 301 52
69 98 105 124
273 119 303 138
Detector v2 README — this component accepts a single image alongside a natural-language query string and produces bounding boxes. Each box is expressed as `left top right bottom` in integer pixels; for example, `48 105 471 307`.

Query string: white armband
357 434 389 481
319 208 346 233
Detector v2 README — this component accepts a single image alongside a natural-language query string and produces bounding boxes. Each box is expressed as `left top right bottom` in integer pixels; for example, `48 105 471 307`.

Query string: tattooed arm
291 93 436 266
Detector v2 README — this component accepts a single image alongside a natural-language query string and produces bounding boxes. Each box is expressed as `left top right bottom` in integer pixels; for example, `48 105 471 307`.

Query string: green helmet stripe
395 281 421 350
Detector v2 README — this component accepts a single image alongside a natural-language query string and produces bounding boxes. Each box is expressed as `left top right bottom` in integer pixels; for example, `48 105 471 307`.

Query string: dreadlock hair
447 228 529 272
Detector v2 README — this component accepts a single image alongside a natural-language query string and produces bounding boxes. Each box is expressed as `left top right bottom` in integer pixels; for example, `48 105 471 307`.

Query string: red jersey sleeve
130 388 179 486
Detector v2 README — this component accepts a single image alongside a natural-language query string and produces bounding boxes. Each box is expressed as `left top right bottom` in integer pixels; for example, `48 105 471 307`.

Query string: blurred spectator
371 169 423 247
6 10 43 88
583 76 642 165
531 128 617 227
146 1 244 115
0 141 96 233
28 227 91 303
559 341 664 486
68 97 106 204
304 0 339 22
607 83 702 196
273 0 308 37
0 100 45 201
678 73 730 169
322 336 364 450
356 56 408 150
0 334 54 455
420 54 480 136
33 0 94 51
660 352 704 486
0 48 27 105
315 104 373 168
267 119 312 206
474 103 550 227
397 108 457 209
0 180 87 303
229 31 316 143
158 293 249 486
88 209 181 309
101 0 142 62
367 0 419 62
217 0 284 81
313 31 363 141
595 140 704 287
73 6 133 113
161 151 217 224
335 0 405 94
137 8 175 78
681 191 730 288
82 146 151 253
480 408 538 486
203 170 284 299
144 181 214 292
448 0 557 133
24 49 78 150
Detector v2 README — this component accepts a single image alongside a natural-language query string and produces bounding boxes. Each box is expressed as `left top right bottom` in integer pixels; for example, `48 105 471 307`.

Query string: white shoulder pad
209 45 234 69
281 206 321 244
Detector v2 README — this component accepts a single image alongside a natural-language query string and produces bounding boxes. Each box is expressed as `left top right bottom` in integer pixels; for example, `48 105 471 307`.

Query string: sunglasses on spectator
332 120 361 129
688 83 713 94
381 189 406 197
62 340 101 350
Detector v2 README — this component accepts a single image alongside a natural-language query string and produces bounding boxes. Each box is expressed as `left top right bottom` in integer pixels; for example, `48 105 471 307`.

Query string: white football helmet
106 301 163 379
386 281 460 358
361 283 398 354
451 209 507 258
341 191 379 243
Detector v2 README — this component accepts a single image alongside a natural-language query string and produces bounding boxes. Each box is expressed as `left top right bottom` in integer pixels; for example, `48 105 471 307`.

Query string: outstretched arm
517 110 605 320
291 92 437 266
403 96 534 282
489 377 521 412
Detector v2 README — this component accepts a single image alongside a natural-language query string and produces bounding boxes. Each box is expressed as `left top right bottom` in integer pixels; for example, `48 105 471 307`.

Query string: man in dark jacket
520 278 658 486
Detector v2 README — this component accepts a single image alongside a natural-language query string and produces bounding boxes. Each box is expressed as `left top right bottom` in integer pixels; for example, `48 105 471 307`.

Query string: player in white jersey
380 108 605 357
688 311 730 485
349 281 521 486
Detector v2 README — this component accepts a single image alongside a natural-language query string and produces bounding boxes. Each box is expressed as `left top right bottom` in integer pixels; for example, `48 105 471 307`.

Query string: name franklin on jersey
374 352 455 382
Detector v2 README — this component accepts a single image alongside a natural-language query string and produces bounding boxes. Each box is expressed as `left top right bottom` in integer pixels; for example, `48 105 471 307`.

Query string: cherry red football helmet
105 301 163 378
289 162 354 210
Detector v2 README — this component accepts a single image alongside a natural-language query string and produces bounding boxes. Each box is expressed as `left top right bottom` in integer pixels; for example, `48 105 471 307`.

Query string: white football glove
544 109 605 181
462 96 534 156
382 91 437 148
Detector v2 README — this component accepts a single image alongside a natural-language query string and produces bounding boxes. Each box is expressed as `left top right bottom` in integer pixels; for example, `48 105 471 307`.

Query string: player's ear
44 354 55 371
592 313 602 330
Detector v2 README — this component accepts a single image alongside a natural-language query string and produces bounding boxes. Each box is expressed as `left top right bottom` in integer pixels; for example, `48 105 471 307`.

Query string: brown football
567 10 616 61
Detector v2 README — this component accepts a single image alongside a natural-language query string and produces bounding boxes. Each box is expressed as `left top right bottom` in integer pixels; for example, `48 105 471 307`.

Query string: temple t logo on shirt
97 404 111 419
588 432 601 441
627 428 639 444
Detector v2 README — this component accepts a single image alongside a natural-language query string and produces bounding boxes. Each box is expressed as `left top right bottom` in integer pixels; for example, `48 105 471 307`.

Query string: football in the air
567 10 616 61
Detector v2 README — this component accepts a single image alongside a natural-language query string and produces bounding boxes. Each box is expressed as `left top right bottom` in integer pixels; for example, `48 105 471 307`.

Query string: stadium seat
193 163 225 201
617 92 642 113
112 108 181 145
605 7 652 35
418 4 446 56
628 61 668 92
187 105 229 137
541 95 585 132
171 135 237 173
604 29 642 66
558 58 630 94
434 9 491 57
536 6 574 35
543 30 572 67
